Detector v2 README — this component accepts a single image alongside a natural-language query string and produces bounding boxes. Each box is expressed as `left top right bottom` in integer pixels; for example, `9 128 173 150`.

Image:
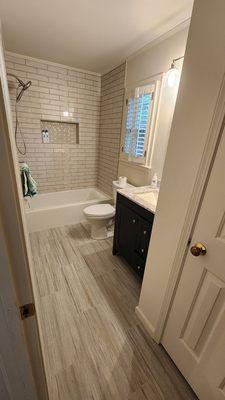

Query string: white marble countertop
117 185 159 214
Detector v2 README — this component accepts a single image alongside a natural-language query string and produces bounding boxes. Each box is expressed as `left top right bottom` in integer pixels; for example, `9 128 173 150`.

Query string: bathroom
1 1 224 399
6 29 188 392
2 6 191 398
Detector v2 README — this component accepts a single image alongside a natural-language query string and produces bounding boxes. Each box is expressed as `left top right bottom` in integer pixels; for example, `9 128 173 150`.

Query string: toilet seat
83 203 115 219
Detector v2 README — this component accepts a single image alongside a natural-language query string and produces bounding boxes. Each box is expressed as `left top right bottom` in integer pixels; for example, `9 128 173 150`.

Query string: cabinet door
117 203 138 266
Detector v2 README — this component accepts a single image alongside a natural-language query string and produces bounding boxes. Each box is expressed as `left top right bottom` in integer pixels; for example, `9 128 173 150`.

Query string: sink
136 191 158 206
118 185 159 213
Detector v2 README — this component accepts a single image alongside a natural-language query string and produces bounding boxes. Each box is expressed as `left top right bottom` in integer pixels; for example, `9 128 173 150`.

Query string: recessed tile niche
41 120 79 145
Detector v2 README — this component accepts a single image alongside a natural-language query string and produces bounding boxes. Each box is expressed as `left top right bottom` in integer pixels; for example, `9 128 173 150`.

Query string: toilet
83 181 124 239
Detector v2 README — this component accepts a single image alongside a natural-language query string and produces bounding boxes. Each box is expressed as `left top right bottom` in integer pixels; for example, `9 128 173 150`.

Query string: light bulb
167 67 180 88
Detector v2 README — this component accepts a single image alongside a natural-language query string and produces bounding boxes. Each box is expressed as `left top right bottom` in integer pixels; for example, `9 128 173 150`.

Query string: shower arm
7 72 25 87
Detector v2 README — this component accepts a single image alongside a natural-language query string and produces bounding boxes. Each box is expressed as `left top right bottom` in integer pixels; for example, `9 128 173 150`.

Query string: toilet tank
112 181 135 204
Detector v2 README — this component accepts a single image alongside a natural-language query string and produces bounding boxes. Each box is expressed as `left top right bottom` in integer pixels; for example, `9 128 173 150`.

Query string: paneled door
162 121 225 400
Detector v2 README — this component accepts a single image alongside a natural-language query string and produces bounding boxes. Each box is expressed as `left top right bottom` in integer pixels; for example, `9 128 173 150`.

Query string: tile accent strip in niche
41 120 79 145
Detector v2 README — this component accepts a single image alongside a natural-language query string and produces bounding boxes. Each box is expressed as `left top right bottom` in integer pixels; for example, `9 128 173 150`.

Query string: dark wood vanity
113 192 155 277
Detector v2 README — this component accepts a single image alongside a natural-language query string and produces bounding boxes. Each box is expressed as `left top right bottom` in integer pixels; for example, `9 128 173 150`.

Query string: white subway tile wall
98 63 126 195
6 52 101 193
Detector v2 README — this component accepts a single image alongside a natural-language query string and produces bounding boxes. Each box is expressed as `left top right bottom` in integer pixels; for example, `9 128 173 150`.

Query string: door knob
190 242 207 257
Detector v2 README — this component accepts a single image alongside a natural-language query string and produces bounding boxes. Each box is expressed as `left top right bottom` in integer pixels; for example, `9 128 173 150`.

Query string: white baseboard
135 306 158 342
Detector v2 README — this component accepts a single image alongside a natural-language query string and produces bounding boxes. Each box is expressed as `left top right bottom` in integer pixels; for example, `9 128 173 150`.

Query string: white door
0 25 48 399
162 121 225 400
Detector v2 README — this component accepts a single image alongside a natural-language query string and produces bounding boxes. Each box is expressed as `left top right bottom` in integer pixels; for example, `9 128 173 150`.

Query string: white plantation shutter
121 83 156 164
132 85 154 160
124 96 134 154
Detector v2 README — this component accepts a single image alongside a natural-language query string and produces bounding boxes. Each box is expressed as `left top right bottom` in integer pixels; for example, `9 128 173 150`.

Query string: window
121 81 159 165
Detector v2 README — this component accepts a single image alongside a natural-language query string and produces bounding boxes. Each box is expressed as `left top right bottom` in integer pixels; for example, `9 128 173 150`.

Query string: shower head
23 80 32 90
7 73 32 102
16 80 32 102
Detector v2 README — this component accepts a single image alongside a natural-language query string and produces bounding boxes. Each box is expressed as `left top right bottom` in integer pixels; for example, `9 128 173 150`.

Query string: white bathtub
24 188 112 232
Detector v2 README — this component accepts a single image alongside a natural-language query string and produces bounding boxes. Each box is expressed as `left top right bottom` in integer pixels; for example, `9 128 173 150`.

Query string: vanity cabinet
113 192 154 277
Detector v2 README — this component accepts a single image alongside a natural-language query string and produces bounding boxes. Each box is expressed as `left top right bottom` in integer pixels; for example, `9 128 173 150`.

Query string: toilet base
90 219 114 240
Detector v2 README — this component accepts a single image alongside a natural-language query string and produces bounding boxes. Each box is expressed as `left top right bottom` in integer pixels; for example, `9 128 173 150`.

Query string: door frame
0 24 49 399
154 74 225 342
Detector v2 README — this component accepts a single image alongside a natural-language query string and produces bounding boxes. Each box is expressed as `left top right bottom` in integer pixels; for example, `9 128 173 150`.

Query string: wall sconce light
167 56 184 88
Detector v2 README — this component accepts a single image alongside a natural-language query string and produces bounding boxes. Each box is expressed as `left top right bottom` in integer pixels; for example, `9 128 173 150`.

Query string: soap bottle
151 173 158 188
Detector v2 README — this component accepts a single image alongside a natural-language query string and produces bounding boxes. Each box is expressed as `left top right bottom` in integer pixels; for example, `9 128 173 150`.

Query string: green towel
20 163 37 197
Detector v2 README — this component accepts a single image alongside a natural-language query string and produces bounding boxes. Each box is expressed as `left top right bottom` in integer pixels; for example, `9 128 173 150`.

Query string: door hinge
20 303 35 320
126 98 128 105
121 146 124 152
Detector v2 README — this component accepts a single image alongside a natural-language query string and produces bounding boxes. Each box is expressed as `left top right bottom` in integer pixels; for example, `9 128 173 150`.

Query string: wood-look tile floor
30 223 197 400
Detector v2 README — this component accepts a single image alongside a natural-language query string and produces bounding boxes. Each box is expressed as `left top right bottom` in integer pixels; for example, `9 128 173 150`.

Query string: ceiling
0 0 193 73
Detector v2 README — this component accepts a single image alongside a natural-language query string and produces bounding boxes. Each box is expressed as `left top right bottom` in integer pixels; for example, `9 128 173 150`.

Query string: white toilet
83 181 123 240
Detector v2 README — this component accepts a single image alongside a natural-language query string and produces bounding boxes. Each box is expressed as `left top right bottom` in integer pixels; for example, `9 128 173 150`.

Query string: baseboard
135 306 157 341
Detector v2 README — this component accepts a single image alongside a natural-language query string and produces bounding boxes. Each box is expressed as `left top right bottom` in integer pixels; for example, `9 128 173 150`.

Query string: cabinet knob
143 230 147 235
137 266 141 270
132 219 136 223
141 249 144 253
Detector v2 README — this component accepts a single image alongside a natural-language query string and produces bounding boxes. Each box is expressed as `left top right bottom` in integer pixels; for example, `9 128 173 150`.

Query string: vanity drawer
136 217 153 259
133 253 145 277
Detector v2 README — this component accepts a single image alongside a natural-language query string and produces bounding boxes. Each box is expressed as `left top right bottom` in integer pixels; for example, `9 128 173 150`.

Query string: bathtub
24 188 112 232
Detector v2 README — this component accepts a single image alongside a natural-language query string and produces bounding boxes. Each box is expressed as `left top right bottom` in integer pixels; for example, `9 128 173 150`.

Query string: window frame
120 76 162 167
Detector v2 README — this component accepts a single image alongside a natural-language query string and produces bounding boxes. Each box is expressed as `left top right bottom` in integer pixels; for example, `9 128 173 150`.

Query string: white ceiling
0 0 193 73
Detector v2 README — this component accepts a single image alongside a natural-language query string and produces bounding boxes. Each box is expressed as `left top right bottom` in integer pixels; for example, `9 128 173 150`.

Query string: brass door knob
190 242 207 257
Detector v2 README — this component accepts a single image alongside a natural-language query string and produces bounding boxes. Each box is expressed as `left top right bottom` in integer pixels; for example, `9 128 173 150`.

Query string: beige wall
98 63 126 195
6 52 101 193
118 26 189 186
137 0 225 338
126 26 189 88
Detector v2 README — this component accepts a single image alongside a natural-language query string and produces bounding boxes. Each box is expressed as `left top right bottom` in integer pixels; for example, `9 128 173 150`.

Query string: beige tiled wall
97 63 126 195
6 52 101 193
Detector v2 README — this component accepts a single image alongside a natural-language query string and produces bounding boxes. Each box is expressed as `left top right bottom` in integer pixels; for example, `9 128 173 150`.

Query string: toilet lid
84 203 115 217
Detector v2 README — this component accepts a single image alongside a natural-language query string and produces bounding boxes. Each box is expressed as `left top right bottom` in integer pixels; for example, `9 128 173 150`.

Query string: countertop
117 185 159 214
